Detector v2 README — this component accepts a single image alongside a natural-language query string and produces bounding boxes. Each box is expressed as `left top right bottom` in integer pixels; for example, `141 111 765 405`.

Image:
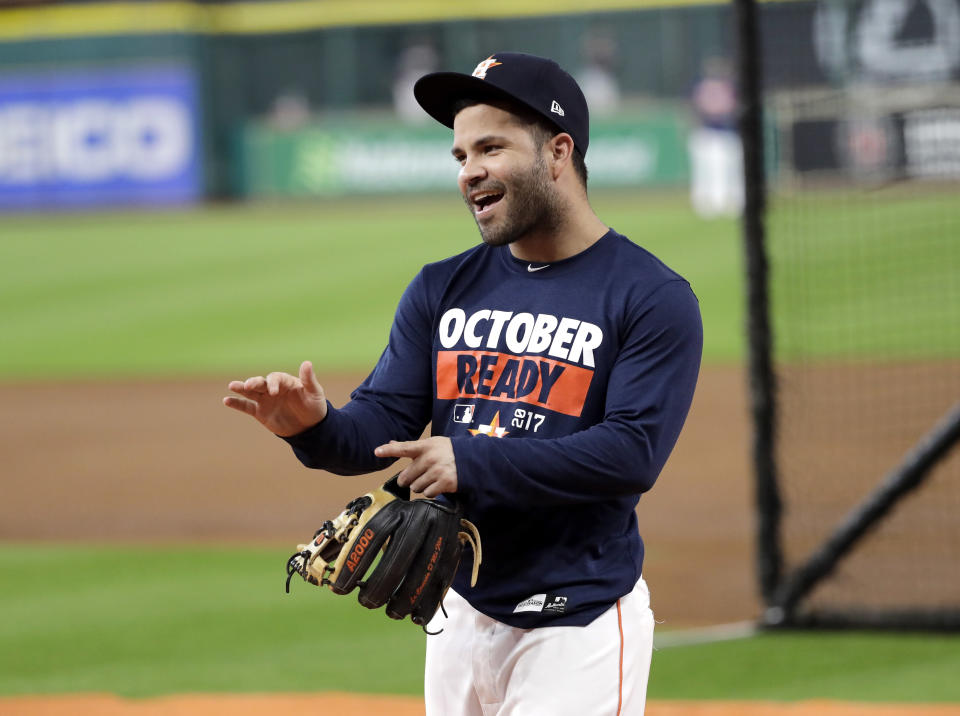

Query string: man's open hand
223 360 328 437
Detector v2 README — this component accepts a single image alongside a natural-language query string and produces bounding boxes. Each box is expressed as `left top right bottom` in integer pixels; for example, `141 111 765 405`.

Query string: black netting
751 0 960 626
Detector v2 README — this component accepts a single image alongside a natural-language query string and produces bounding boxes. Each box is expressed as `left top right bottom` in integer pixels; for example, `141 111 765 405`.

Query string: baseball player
225 52 702 715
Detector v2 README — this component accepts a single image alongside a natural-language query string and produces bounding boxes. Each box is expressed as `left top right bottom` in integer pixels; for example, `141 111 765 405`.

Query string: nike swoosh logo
527 264 550 272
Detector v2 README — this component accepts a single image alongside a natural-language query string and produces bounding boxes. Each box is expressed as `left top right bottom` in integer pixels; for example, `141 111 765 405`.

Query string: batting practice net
737 0 960 629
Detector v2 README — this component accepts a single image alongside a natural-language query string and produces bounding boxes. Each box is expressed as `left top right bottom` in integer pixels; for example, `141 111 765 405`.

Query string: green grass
0 544 425 697
2 544 958 701
651 631 960 702
768 191 960 361
0 191 742 380
2 188 955 382
0 197 475 379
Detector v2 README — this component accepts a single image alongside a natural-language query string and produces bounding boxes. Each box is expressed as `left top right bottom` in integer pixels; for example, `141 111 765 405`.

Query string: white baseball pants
424 576 654 716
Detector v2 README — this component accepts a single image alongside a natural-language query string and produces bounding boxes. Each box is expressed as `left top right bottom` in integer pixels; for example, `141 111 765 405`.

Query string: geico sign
0 96 192 184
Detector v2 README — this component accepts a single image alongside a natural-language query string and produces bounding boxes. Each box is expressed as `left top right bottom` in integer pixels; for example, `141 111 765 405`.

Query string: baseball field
2 190 958 715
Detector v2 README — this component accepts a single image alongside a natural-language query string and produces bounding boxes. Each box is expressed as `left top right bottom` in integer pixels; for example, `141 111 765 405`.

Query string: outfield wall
233 111 690 197
0 1 728 206
2 0 957 208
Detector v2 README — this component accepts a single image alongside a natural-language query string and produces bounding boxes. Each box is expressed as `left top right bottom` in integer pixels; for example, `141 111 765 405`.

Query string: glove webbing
284 493 377 591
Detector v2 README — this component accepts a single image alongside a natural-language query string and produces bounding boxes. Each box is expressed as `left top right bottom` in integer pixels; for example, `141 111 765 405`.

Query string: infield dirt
5 693 960 716
7 366 960 715
2 365 757 628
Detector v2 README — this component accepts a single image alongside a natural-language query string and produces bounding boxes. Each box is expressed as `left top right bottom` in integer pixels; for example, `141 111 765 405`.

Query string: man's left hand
374 437 457 498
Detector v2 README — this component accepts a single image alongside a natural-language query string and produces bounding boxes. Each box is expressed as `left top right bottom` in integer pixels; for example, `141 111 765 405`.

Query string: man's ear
547 133 575 179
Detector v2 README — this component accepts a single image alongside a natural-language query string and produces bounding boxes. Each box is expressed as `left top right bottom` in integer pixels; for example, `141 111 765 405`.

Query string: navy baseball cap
414 52 590 156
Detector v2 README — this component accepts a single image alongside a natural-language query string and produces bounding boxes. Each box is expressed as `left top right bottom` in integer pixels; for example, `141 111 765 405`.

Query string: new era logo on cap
413 51 591 156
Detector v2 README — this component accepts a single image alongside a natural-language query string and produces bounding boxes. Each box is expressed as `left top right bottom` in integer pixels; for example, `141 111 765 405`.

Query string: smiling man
224 52 702 715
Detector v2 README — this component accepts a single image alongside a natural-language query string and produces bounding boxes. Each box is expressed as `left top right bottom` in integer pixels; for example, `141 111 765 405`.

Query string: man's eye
485 145 501 154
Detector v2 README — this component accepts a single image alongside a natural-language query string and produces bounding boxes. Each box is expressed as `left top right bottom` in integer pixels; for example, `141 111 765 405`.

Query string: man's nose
459 156 486 187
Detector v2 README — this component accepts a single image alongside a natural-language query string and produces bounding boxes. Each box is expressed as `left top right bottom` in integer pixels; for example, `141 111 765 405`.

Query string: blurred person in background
576 29 622 116
687 56 744 218
393 41 439 124
266 89 311 131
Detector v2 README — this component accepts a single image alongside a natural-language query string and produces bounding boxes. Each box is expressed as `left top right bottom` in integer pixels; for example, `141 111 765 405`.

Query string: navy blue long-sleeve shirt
284 228 702 627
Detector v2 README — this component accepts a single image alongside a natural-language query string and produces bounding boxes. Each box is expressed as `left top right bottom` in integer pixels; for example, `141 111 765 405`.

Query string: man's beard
468 153 566 247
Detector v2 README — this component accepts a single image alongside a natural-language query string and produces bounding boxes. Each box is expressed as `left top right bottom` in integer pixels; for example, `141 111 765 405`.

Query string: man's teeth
474 193 502 212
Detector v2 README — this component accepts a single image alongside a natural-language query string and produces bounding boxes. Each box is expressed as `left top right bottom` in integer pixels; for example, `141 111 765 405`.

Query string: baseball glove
285 474 481 628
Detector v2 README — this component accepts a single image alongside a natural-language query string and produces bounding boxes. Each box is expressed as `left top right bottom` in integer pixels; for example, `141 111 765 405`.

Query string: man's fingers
243 376 267 393
375 440 420 459
409 467 454 498
222 395 258 417
300 361 323 395
407 468 436 495
266 371 299 396
299 361 311 388
395 453 427 487
378 438 456 494
227 377 266 397
231 368 311 397
421 481 446 499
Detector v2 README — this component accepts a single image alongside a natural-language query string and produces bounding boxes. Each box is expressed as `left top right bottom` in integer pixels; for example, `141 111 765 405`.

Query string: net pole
733 0 783 616
772 402 960 619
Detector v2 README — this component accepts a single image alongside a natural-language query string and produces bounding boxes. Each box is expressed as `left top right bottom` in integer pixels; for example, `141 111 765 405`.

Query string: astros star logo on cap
472 56 502 79
414 51 591 156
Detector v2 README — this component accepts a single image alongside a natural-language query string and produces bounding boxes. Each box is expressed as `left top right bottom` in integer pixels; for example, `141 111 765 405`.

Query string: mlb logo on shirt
453 404 475 424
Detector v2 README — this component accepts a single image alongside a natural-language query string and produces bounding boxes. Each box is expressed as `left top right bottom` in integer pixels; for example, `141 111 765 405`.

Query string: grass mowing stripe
0 192 747 379
649 630 960 702
0 545 425 697
768 190 960 360
3 544 960 700
3 190 955 380
0 200 476 375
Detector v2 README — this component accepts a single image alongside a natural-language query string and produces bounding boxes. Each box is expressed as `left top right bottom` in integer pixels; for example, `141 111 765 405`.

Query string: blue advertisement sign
0 65 201 209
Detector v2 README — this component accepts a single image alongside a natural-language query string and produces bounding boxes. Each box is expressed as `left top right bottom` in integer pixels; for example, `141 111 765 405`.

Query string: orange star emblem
472 56 502 80
468 410 509 438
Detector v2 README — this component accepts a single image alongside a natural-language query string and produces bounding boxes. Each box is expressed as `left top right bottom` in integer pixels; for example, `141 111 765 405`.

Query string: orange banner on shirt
436 350 593 417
